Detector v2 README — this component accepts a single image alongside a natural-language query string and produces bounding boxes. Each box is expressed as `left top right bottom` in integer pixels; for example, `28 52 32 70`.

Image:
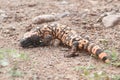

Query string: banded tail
86 42 110 63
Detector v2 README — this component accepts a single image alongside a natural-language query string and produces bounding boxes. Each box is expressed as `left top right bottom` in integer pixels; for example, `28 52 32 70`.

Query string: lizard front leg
64 41 79 57
40 35 53 46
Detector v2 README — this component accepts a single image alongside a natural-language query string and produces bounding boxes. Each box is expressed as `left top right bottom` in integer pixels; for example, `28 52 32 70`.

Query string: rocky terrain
0 0 120 80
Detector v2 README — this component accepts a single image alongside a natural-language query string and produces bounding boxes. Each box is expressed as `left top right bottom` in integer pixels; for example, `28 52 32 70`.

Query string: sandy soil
0 0 120 80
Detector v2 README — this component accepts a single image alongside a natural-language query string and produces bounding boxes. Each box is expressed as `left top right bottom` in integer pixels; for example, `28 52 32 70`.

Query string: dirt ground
0 0 120 80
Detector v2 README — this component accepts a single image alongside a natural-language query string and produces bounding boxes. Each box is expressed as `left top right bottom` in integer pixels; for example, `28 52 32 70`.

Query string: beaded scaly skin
20 23 110 63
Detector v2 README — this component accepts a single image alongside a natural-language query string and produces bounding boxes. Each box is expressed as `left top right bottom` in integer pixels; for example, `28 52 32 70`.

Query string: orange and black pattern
20 23 110 63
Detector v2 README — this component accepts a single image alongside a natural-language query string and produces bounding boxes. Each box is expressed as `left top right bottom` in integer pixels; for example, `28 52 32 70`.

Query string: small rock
60 0 69 5
32 14 59 24
93 23 101 27
27 2 37 7
3 29 10 34
0 9 8 22
80 9 90 19
0 10 6 16
58 11 70 18
88 0 98 5
84 35 90 41
102 14 120 27
7 25 16 31
32 12 69 24
0 10 5 13
97 11 117 22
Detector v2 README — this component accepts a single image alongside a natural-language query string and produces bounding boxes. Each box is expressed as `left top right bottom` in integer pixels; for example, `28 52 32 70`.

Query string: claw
64 53 79 57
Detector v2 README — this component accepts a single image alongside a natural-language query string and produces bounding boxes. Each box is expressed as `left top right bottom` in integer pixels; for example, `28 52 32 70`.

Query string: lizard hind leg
64 41 79 57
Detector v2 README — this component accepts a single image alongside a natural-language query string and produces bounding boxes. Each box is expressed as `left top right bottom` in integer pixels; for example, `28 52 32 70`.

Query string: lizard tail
86 43 110 63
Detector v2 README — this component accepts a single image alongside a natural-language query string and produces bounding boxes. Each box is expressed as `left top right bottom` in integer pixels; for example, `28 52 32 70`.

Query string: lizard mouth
20 35 43 48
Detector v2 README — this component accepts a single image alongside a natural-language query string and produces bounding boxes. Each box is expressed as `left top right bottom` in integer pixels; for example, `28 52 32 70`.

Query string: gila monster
20 23 110 63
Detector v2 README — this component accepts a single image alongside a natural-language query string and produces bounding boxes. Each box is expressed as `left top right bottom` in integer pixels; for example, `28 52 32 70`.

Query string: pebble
32 12 70 24
88 0 98 5
7 25 16 31
0 9 8 22
32 14 59 24
102 13 120 27
60 0 69 5
3 29 10 34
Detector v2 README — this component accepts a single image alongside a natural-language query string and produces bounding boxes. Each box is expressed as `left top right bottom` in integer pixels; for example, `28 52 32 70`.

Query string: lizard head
20 31 45 48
